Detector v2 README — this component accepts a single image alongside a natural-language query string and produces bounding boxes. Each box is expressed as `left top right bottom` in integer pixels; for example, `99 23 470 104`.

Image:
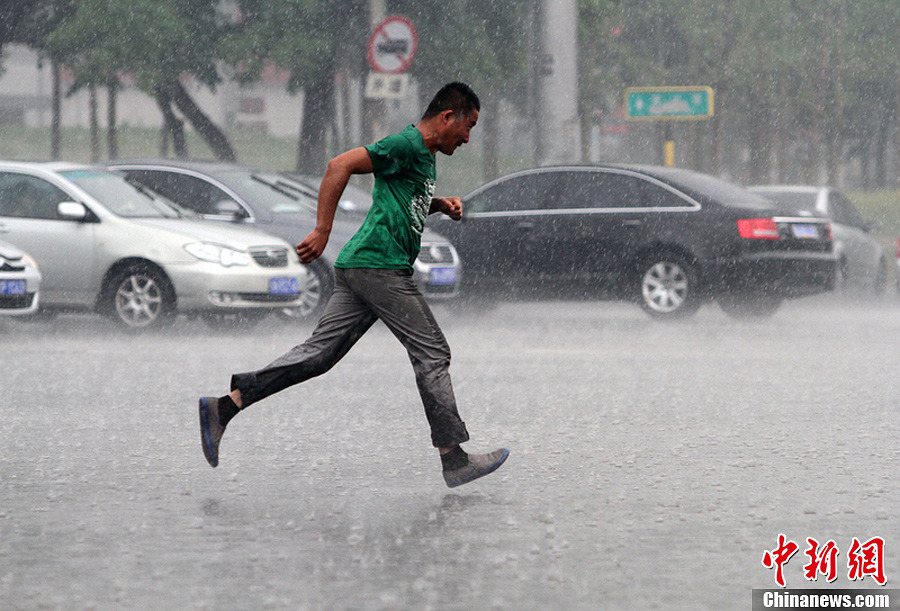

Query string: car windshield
751 191 818 214
218 170 318 214
281 173 373 215
61 169 183 218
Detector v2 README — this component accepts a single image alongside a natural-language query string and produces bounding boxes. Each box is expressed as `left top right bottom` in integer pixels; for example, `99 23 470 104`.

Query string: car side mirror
214 199 247 221
58 201 88 221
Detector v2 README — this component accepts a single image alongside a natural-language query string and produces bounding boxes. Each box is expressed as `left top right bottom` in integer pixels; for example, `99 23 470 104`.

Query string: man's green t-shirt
334 125 436 271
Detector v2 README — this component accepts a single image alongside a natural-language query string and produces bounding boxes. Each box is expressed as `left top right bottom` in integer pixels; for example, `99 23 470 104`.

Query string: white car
0 161 307 329
749 185 886 294
0 238 41 316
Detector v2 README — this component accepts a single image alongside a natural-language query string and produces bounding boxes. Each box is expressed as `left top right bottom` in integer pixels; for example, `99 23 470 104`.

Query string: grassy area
0 125 298 170
0 125 516 195
1 125 898 244
848 190 900 246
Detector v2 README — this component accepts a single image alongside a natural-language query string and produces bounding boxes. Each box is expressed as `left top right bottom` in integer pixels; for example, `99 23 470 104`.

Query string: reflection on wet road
1 296 898 608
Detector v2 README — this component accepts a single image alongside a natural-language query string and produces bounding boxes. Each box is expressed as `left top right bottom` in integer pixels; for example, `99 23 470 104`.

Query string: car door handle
623 219 643 227
516 221 535 232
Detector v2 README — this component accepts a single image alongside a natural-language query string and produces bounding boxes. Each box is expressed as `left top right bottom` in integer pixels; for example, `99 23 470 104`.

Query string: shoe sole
446 448 510 488
198 397 218 468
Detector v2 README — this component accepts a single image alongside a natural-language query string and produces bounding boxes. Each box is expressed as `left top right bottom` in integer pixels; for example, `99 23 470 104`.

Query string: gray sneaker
443 448 509 488
199 397 226 468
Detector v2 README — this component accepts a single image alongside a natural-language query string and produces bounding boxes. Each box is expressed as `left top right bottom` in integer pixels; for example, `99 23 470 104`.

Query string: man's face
437 109 478 155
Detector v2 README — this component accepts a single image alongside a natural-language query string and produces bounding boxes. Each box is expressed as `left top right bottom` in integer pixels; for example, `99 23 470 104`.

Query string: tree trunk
482 93 499 182
155 87 187 159
165 80 235 162
896 76 900 188
88 83 100 162
51 59 61 160
775 87 790 183
107 81 118 160
295 77 333 173
711 87 723 176
748 99 769 184
875 113 890 188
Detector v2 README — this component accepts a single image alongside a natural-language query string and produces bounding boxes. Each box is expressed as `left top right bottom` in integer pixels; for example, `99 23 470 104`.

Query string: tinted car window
466 173 557 213
126 170 237 216
219 171 318 214
553 171 686 209
554 171 646 209
652 168 770 209
0 172 71 220
829 192 866 229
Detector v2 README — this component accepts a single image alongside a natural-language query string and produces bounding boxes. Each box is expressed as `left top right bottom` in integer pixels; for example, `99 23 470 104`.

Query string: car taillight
896 238 900 258
737 218 779 240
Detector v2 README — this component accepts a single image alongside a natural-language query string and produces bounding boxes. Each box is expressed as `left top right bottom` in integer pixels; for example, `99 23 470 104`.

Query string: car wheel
717 294 782 318
834 257 849 293
201 310 268 330
104 264 175 330
637 255 701 320
275 260 333 322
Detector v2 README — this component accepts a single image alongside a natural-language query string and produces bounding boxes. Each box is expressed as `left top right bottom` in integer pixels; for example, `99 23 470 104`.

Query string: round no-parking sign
368 16 418 74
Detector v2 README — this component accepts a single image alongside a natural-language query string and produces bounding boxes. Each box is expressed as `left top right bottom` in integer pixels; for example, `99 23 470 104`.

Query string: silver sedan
0 162 307 330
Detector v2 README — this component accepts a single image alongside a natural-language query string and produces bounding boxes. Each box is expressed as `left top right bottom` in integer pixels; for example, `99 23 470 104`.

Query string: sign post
366 15 417 99
624 86 714 166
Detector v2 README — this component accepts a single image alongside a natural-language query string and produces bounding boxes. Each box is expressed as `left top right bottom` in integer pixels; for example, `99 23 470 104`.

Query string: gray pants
231 267 470 448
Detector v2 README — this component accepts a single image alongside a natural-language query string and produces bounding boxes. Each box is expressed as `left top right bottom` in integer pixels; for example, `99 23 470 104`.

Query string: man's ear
439 109 456 125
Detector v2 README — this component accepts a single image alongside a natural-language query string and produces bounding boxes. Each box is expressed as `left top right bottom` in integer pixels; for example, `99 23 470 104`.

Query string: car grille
249 246 290 268
418 244 455 264
0 293 34 309
0 261 25 272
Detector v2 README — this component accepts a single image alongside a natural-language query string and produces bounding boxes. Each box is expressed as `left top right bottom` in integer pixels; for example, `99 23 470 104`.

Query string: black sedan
428 164 836 319
108 160 460 320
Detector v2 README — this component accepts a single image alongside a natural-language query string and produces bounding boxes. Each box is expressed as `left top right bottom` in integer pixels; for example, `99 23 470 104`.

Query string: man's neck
416 119 442 154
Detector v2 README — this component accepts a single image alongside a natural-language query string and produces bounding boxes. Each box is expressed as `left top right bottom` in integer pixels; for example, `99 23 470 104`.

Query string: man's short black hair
422 82 480 120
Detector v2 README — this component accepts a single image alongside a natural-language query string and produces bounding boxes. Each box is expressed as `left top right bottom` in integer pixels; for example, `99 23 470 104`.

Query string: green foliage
389 0 531 102
5 0 900 185
46 0 222 91
222 0 368 91
848 190 900 239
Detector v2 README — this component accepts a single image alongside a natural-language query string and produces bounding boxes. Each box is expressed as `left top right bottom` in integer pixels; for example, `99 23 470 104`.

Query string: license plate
269 277 299 295
429 267 457 285
791 224 818 238
0 280 26 295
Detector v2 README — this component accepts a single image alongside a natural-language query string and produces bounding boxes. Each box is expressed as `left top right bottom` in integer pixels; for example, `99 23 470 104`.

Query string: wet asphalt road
1 295 898 609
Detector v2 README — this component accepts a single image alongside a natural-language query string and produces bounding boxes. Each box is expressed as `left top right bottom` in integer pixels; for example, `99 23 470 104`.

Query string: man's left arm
429 197 462 221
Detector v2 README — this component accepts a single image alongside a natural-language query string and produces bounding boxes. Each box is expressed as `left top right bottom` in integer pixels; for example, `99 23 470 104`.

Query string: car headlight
184 242 252 267
22 253 40 271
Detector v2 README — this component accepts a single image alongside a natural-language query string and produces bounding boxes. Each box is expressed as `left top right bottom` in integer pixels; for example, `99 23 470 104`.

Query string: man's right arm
296 147 374 263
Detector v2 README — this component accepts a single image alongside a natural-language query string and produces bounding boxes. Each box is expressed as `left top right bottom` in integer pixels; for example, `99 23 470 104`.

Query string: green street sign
625 87 714 121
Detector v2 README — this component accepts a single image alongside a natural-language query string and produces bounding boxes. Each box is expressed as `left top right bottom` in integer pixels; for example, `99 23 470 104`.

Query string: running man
199 82 509 488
